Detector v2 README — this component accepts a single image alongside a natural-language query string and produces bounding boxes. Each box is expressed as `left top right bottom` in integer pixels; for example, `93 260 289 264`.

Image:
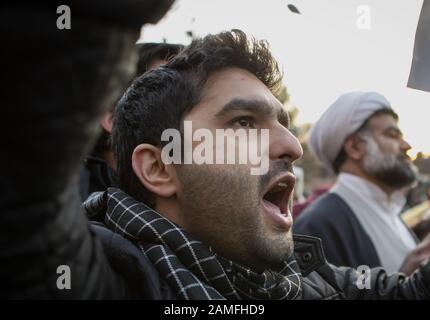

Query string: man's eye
386 131 401 139
234 117 255 128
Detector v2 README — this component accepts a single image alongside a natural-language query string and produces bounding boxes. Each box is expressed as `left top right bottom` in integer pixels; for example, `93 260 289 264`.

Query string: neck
102 149 116 170
154 197 184 227
340 166 396 196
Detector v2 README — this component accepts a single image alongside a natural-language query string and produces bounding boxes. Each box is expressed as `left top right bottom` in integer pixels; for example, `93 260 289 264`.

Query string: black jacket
294 193 419 271
294 193 382 269
86 221 430 299
6 189 430 300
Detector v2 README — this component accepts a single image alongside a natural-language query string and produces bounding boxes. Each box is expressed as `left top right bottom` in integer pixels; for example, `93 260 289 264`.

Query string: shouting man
4 27 430 298
90 31 429 299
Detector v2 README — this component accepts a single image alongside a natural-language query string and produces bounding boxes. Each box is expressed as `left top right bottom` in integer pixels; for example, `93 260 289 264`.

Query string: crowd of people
2 1 430 300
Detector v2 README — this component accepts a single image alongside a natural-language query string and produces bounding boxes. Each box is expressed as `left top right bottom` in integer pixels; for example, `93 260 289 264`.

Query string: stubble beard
176 161 295 272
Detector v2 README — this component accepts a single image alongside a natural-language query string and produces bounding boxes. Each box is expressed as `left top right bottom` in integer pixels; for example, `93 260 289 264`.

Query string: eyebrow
214 98 290 128
383 126 403 136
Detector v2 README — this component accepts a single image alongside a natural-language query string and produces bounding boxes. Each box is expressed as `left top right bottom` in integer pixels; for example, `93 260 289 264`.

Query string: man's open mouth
261 173 295 230
262 173 295 214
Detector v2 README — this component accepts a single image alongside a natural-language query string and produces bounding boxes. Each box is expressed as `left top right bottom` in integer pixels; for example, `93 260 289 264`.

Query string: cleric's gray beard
361 134 417 190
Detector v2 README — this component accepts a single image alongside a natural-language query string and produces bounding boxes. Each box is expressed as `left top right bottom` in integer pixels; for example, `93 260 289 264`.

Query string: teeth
266 182 288 195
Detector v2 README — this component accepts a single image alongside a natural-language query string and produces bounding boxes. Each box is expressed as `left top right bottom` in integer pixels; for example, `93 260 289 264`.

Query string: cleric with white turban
309 91 392 171
297 92 419 274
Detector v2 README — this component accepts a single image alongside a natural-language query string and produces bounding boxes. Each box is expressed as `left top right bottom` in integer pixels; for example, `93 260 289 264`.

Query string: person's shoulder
90 222 141 257
295 193 354 229
302 193 350 217
90 222 177 299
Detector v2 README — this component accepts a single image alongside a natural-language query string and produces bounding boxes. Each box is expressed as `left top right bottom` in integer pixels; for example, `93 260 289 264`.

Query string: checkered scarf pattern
84 188 303 300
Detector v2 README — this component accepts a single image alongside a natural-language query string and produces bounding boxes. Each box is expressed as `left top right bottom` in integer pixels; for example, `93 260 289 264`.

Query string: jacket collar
293 234 326 276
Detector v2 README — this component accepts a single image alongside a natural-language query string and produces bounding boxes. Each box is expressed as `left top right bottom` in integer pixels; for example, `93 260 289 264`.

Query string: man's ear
100 111 114 133
131 144 177 198
343 135 367 161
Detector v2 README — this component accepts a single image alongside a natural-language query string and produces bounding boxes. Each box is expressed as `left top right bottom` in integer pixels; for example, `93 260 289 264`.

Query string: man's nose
270 125 303 162
400 138 412 153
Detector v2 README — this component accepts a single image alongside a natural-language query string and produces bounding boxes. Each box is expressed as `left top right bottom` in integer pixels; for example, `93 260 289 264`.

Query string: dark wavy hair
112 29 283 205
95 42 184 155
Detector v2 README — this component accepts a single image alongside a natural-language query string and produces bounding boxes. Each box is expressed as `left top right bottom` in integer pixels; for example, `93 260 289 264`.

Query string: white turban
309 91 392 171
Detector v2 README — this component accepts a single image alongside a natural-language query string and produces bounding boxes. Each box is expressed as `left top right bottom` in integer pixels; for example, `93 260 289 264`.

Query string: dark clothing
0 0 170 299
89 215 430 300
294 193 381 269
90 222 178 299
87 189 303 300
92 216 430 300
79 152 117 216
4 180 430 299
90 188 430 300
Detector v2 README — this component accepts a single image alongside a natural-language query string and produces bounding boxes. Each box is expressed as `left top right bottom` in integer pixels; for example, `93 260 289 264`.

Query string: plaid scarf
84 188 303 300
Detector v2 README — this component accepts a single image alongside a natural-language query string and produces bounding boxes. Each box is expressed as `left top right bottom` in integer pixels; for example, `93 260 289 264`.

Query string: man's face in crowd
360 113 417 189
174 67 303 271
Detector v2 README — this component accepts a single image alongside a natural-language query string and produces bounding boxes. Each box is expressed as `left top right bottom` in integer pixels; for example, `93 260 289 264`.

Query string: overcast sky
140 0 429 156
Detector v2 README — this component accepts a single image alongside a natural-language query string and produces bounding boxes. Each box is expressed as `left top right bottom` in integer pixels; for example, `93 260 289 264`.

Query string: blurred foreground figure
0 0 174 298
295 92 430 275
